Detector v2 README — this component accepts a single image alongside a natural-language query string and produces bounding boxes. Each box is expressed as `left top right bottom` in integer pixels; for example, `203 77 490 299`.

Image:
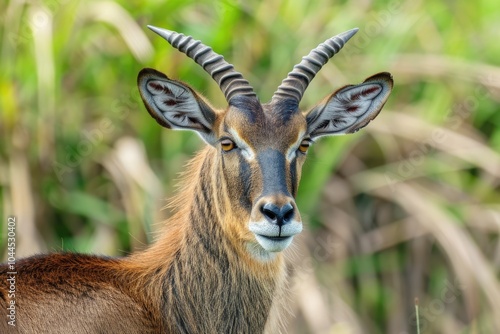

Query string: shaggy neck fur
126 147 287 333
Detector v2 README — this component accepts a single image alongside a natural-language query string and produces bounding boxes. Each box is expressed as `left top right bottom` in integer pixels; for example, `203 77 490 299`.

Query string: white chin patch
254 234 294 252
246 235 294 262
247 220 302 260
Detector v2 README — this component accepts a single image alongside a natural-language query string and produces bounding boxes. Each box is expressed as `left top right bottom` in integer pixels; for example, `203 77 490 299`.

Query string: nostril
282 203 294 223
260 202 295 226
262 209 277 221
261 203 279 223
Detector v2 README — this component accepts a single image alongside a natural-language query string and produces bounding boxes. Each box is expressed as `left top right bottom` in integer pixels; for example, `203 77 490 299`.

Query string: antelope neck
158 150 281 333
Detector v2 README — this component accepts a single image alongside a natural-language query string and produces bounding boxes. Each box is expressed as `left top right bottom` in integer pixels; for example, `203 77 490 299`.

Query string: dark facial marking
258 149 290 198
221 152 226 169
271 98 299 123
238 155 253 211
290 157 297 198
228 95 263 123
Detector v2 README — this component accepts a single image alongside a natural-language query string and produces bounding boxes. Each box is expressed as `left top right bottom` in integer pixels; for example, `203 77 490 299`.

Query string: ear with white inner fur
138 68 218 144
304 72 393 139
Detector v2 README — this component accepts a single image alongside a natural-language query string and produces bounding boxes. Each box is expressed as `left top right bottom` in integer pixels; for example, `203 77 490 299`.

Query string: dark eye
298 140 310 154
221 138 236 152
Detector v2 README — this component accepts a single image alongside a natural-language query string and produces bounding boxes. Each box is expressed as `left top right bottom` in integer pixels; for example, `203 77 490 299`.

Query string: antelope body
1 25 392 333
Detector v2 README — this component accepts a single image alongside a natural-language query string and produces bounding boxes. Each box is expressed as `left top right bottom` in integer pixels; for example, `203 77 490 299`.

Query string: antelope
1 25 392 333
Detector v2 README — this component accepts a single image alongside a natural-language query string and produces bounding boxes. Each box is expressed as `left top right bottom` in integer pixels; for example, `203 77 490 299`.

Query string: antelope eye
220 139 236 152
298 140 311 154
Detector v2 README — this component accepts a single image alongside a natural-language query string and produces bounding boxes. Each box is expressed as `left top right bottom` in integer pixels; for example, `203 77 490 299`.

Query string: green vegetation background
1 0 500 333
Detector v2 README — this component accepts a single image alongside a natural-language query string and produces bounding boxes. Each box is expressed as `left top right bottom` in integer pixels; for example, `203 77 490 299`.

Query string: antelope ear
138 68 218 144
304 72 393 139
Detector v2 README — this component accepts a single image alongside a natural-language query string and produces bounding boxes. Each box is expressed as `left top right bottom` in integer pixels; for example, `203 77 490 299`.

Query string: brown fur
1 64 392 333
0 145 290 334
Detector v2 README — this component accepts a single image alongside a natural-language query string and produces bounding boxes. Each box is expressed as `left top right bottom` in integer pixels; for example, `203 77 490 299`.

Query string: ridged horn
148 25 257 102
272 28 359 104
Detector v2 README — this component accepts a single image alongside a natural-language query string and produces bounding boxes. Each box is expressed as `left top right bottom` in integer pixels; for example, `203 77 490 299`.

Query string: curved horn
148 25 257 102
272 28 359 104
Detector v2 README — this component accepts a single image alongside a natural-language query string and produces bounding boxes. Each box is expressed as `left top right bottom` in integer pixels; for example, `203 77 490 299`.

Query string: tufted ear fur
304 72 393 139
138 68 218 144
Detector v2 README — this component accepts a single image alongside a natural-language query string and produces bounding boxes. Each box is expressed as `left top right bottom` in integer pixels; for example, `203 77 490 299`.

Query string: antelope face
219 97 308 254
138 26 393 259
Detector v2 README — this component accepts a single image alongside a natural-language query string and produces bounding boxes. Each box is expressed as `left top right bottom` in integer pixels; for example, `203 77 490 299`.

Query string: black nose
260 202 294 226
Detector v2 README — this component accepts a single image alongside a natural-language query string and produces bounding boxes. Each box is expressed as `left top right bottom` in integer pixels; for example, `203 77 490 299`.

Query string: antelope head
138 26 393 260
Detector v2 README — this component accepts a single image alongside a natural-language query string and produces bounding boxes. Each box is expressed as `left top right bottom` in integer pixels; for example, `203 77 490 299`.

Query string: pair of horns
148 25 358 104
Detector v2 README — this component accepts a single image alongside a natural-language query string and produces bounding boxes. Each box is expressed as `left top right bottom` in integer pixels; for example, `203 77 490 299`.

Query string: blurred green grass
2 0 500 333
